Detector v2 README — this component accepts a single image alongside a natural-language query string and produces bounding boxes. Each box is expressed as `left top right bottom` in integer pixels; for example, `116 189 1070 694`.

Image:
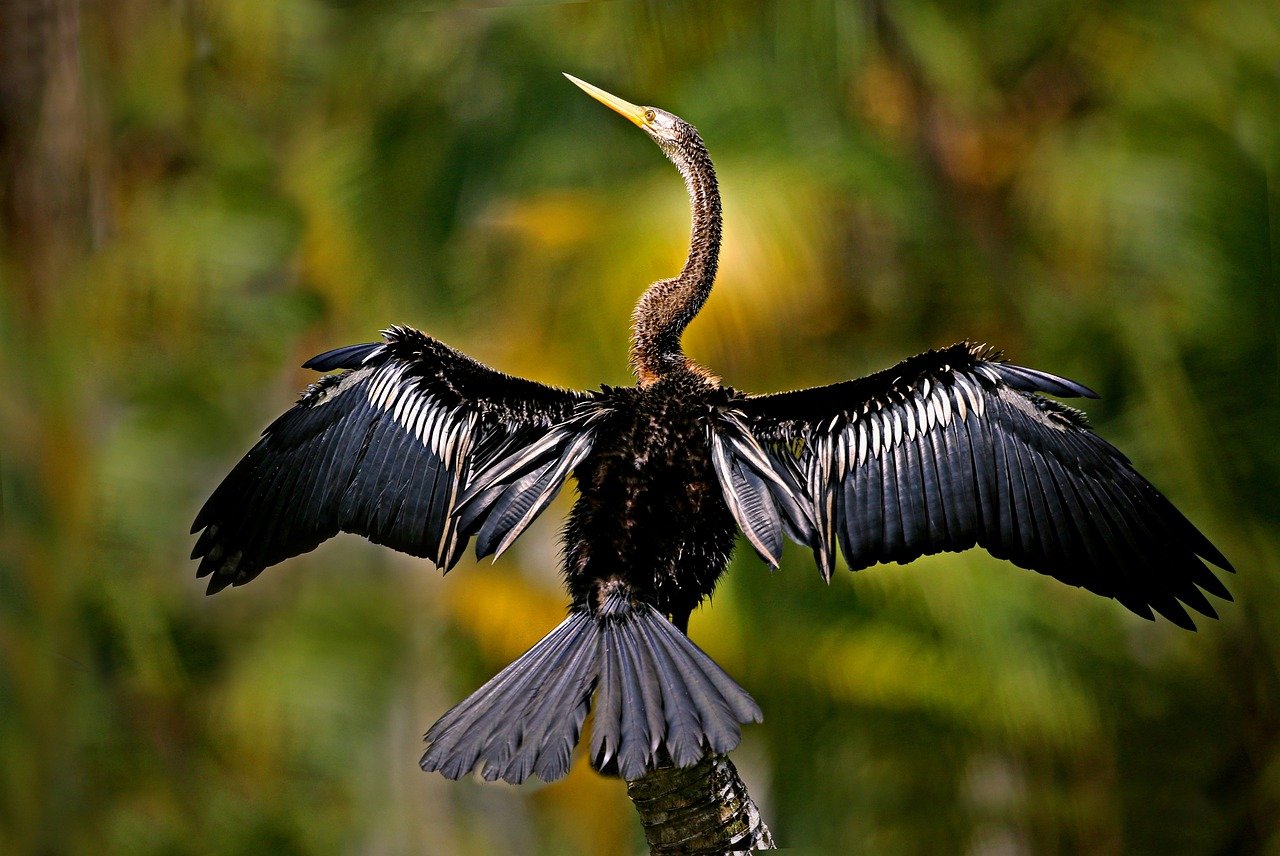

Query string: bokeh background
2 0 1278 853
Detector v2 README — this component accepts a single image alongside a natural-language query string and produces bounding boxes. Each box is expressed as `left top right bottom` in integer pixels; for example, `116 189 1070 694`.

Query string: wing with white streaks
191 326 599 593
729 343 1233 629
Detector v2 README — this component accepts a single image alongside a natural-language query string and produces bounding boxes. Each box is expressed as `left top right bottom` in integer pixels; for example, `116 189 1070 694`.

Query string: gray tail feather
420 589 761 784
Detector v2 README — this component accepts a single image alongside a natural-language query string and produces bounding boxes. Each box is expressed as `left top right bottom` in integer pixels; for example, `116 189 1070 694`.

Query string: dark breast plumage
564 373 737 625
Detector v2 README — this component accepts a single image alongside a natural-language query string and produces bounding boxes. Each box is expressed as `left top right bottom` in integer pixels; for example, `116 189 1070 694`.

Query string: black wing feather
732 342 1232 629
708 416 815 567
192 325 598 592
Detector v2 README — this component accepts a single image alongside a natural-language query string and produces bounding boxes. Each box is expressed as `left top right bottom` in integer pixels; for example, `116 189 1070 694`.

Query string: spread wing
191 326 601 593
728 343 1233 629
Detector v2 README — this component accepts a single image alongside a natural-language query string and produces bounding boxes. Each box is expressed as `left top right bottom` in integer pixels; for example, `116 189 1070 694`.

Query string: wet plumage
192 76 1232 785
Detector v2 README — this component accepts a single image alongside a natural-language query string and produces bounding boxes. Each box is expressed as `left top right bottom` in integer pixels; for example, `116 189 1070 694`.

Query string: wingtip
1203 548 1235 574
1160 603 1198 632
1190 600 1219 621
204 576 231 596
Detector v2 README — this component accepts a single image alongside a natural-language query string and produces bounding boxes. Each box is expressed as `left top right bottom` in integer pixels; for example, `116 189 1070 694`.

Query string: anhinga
192 75 1233 785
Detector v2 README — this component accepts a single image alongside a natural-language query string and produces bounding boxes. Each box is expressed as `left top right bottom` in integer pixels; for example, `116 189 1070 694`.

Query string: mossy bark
626 754 774 855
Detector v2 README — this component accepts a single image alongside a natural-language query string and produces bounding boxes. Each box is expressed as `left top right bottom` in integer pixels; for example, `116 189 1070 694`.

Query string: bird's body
565 373 737 627
192 75 1232 786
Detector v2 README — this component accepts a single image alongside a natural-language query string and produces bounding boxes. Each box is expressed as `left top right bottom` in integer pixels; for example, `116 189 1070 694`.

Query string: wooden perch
626 754 775 855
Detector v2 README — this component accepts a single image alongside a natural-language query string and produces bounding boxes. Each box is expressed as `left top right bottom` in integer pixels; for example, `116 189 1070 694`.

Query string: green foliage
2 0 1278 853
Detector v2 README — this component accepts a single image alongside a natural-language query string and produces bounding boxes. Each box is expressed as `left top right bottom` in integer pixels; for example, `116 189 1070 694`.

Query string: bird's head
564 74 702 160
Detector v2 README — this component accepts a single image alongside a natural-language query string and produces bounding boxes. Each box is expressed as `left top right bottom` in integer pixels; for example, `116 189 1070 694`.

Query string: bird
191 74 1233 786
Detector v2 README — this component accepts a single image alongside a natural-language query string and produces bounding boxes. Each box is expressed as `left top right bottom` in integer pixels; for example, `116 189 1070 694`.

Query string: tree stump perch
626 754 775 855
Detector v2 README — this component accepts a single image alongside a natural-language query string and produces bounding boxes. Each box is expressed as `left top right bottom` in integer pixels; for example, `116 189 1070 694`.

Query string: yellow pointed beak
564 73 648 128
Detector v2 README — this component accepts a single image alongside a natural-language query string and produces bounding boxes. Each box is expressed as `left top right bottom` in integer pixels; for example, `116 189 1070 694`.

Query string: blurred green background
1 0 1278 853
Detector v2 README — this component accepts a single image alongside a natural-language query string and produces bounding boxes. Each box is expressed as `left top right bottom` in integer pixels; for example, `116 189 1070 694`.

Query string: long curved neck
630 136 722 384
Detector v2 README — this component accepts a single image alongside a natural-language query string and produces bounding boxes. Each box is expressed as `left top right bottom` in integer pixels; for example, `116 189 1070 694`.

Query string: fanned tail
420 587 761 784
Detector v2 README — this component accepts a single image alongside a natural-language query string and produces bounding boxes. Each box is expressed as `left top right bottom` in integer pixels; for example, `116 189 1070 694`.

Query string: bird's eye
644 109 656 123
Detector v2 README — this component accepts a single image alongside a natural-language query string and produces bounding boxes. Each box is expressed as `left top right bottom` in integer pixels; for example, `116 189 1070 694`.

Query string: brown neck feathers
630 131 722 384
